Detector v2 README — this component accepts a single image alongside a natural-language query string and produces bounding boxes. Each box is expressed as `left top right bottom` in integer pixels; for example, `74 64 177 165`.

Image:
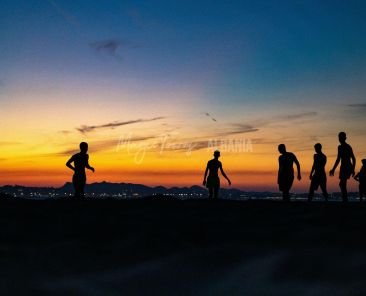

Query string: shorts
340 166 353 180
278 174 294 192
310 174 326 191
206 175 220 189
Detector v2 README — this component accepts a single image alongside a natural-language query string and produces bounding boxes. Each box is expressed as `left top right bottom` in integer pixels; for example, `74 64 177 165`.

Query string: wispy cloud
76 117 165 134
272 111 318 122
347 103 366 108
237 111 318 131
212 112 317 138
90 39 140 59
55 135 158 156
344 103 366 117
58 130 72 135
347 103 366 112
202 112 217 122
220 124 259 136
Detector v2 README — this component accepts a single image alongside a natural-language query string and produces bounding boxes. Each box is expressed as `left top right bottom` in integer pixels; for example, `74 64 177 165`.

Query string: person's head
278 144 286 154
362 159 366 166
213 150 220 159
338 132 347 144
314 143 322 153
80 142 88 153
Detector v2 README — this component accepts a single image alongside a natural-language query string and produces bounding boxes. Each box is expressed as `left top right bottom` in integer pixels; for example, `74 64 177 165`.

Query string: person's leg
283 191 288 201
339 178 348 202
360 185 363 202
283 191 290 201
80 177 86 199
79 182 85 198
279 183 285 200
72 174 81 198
279 181 290 201
283 185 290 202
208 187 213 199
284 177 294 202
75 183 83 198
320 180 329 202
74 174 86 199
308 180 315 202
213 186 219 199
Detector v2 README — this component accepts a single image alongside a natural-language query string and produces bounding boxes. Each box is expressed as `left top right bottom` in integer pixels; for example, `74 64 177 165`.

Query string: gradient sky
1 0 366 191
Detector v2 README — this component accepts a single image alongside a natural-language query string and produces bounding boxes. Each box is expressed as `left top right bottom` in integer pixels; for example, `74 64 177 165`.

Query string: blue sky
2 0 366 97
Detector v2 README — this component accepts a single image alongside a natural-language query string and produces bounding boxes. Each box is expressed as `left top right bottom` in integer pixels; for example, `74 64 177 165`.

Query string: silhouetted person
354 159 366 202
329 132 356 202
203 150 231 199
308 143 329 202
66 142 95 198
277 144 301 201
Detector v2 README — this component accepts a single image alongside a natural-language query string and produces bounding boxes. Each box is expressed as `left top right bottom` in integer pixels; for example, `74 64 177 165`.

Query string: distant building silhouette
308 143 329 202
277 144 301 201
329 132 356 202
66 142 95 198
354 159 366 202
203 150 231 199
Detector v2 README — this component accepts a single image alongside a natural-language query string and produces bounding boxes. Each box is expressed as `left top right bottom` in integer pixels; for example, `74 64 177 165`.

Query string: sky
1 0 366 191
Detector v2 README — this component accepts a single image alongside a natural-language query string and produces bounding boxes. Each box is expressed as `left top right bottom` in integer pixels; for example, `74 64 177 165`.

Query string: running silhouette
308 143 328 202
329 132 356 202
277 144 301 201
354 159 366 202
203 150 231 199
66 142 95 198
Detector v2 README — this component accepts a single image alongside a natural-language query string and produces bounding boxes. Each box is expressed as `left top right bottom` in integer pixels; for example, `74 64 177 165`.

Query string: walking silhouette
354 159 366 202
308 143 328 202
66 142 95 198
329 132 356 202
277 144 301 201
203 150 231 199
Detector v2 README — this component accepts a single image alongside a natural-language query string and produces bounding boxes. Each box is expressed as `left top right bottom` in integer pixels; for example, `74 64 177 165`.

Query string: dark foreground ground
1 199 366 296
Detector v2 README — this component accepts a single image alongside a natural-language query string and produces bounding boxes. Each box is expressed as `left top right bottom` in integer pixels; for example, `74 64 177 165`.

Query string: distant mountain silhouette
0 182 275 199
0 182 360 200
51 182 244 198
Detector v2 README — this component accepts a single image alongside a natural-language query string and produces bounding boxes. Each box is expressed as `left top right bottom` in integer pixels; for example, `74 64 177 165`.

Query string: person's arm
294 154 301 180
309 155 315 180
85 155 95 172
220 163 231 185
66 156 75 171
203 162 209 186
350 147 356 177
330 146 341 176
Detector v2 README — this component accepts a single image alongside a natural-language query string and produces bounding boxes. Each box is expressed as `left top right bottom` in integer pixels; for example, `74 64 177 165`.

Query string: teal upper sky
1 0 366 114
